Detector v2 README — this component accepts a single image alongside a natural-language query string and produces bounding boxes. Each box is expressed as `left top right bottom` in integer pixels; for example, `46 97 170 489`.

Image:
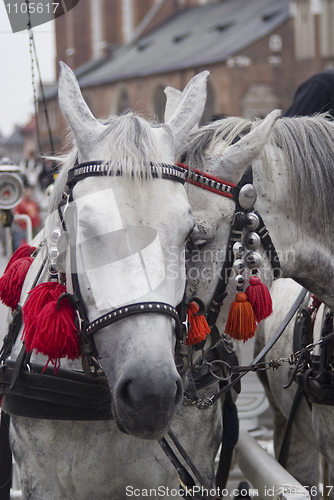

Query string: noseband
57 161 189 375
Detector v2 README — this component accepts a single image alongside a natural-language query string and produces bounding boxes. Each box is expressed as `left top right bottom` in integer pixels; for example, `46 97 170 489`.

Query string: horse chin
113 401 179 440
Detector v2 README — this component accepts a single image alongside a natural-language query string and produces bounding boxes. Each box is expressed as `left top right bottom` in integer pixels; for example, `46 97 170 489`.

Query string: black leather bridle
177 161 281 346
57 160 190 376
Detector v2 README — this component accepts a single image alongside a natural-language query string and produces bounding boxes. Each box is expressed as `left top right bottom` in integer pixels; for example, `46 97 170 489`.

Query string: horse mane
179 116 253 169
48 112 170 215
265 113 334 234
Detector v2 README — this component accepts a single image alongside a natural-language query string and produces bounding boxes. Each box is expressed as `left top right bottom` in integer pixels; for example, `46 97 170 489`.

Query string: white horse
250 114 334 498
177 112 334 498
2 63 210 500
256 279 322 496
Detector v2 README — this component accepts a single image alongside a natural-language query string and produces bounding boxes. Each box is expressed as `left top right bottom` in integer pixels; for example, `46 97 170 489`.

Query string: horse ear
219 109 281 184
166 71 209 155
58 62 103 159
164 87 182 122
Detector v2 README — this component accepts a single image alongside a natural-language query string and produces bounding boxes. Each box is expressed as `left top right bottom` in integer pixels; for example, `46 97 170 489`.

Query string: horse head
45 63 209 439
165 88 281 333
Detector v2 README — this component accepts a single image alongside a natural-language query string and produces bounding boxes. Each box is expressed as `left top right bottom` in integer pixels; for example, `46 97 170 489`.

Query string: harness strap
86 302 182 338
67 162 186 186
0 411 11 500
277 386 304 468
254 210 281 279
216 388 239 490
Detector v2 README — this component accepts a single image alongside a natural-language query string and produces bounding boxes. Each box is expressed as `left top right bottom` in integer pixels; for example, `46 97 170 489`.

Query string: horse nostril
175 376 183 405
117 379 135 408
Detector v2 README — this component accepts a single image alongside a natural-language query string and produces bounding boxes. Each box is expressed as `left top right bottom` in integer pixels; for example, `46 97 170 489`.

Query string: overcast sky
0 2 56 137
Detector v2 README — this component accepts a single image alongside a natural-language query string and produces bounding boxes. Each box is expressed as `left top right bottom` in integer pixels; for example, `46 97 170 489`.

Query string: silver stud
149 304 152 309
235 274 245 286
157 305 160 309
244 232 261 251
232 259 245 274
238 184 257 210
140 305 144 309
232 242 245 258
125 308 128 312
50 227 61 245
245 212 260 231
245 251 262 269
48 245 59 261
48 262 58 275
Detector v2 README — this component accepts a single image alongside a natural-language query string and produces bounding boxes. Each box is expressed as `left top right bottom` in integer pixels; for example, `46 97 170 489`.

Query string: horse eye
79 221 96 239
186 231 201 251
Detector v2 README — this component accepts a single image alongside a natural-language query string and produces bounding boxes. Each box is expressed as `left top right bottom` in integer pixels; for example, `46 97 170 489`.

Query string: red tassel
245 275 273 322
4 244 36 273
0 256 34 309
225 292 257 342
22 282 80 371
23 282 67 350
0 245 36 310
186 302 211 346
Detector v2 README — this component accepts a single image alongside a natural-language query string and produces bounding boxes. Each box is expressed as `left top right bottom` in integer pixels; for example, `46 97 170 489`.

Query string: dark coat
284 70 334 117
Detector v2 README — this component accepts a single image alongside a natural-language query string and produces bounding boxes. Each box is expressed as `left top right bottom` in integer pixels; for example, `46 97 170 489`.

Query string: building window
117 89 130 114
242 85 278 119
292 0 316 60
269 34 282 52
154 85 167 123
320 0 334 56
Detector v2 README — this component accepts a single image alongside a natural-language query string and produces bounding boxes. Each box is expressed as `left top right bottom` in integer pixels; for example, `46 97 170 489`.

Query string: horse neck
252 152 334 310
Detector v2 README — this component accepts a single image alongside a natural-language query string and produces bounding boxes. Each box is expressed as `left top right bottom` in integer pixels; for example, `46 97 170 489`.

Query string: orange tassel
186 302 211 346
245 275 273 322
225 292 256 342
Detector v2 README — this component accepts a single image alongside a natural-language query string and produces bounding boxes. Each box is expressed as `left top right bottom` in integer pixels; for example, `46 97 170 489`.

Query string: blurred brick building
38 0 334 153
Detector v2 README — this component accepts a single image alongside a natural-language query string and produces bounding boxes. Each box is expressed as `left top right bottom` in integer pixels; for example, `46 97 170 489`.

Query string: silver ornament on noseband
48 226 61 276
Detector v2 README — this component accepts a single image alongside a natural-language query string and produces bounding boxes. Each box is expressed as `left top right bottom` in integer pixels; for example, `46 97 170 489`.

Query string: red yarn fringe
22 281 80 371
0 256 34 309
186 302 211 346
225 292 257 342
0 244 36 310
4 244 36 273
245 275 273 322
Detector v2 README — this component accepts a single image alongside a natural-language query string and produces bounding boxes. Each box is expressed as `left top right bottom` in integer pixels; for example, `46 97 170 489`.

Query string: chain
182 394 214 409
182 338 328 409
268 338 325 371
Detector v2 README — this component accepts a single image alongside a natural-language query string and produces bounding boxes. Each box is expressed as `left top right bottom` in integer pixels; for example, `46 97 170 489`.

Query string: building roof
45 0 290 99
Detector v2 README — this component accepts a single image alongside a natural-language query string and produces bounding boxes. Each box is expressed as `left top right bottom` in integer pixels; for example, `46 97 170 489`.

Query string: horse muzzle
112 366 183 439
